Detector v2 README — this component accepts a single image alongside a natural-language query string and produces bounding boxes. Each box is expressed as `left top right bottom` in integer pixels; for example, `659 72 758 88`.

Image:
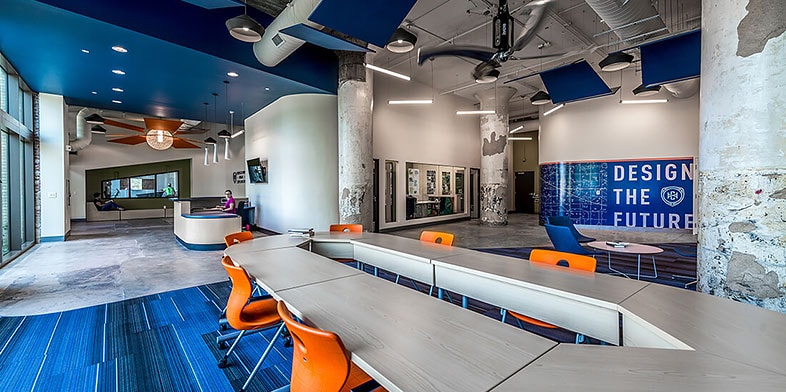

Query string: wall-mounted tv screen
247 158 267 183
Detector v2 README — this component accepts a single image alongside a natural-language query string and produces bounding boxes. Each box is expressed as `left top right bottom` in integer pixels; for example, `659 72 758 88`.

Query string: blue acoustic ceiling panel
181 0 239 9
640 30 701 87
308 0 418 47
280 24 373 52
540 60 615 104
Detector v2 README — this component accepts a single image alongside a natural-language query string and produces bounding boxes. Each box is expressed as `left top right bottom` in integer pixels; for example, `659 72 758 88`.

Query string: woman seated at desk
214 190 236 214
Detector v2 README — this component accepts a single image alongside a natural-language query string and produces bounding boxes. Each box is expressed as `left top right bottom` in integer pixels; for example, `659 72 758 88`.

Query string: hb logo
661 186 685 207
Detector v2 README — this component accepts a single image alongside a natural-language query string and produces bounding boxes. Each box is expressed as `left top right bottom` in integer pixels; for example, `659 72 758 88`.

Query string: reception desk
173 200 241 250
225 233 786 391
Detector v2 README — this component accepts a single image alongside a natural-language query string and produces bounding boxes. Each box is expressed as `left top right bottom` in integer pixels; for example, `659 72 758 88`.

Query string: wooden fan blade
107 135 146 145
145 118 183 132
172 139 201 149
103 119 145 132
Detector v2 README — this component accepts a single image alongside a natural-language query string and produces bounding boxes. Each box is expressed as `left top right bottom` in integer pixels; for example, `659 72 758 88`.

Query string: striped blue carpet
0 282 292 392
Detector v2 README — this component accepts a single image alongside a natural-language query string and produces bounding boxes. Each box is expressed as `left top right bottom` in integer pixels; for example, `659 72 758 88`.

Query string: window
101 171 179 199
0 66 7 113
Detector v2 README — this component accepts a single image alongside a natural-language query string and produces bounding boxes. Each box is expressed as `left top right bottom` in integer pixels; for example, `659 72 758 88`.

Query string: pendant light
218 80 232 160
225 1 264 42
210 93 219 163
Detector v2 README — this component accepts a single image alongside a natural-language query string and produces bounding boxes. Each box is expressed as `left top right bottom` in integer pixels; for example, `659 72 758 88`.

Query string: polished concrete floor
0 214 695 316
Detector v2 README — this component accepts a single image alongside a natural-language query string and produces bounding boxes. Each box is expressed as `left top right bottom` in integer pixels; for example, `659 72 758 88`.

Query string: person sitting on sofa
93 192 125 211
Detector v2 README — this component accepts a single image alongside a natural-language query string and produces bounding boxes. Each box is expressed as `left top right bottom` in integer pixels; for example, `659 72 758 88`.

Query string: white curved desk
225 233 786 391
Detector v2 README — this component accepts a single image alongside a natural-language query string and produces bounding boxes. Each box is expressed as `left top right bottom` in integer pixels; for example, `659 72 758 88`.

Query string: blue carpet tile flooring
0 282 292 392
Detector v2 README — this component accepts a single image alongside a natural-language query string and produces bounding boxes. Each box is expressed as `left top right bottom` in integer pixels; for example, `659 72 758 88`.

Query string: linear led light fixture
365 64 410 81
509 137 533 141
456 110 495 115
510 125 524 133
543 104 564 116
388 99 433 105
621 99 669 104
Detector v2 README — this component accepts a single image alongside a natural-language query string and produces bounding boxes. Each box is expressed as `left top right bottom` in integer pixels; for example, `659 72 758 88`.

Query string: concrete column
337 51 373 228
475 87 516 225
699 0 786 312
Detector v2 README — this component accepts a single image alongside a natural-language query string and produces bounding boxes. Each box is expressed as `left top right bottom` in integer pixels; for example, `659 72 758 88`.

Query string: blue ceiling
0 0 389 121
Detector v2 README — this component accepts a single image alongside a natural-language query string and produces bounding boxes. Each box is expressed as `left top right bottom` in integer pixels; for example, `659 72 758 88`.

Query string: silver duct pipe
69 107 93 152
584 0 666 43
253 0 324 67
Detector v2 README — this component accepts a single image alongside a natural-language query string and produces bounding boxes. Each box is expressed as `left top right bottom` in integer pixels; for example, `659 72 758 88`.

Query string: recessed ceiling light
111 46 128 53
264 87 270 91
91 91 97 95
227 72 239 78
81 49 90 54
112 87 124 92
111 100 122 104
112 69 126 75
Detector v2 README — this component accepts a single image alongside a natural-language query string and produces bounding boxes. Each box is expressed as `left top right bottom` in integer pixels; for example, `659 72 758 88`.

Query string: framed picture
408 168 420 195
441 171 451 195
426 170 437 195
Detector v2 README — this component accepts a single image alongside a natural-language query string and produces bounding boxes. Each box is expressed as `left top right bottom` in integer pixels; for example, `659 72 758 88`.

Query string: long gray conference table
225 232 786 391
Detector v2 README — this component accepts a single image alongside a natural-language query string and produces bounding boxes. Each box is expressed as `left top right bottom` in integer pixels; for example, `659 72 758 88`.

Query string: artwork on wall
539 158 694 229
441 171 451 195
426 170 437 195
408 168 420 195
232 171 246 184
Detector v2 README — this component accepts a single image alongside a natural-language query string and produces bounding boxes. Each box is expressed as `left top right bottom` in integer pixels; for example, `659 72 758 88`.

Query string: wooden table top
227 247 361 296
491 344 786 391
277 273 557 392
620 283 786 376
587 241 663 255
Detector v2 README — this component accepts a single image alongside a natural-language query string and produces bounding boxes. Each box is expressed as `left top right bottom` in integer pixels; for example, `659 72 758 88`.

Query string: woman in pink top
217 190 236 214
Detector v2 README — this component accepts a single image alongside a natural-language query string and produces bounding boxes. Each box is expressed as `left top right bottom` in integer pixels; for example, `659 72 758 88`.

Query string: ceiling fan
418 0 556 83
101 118 206 149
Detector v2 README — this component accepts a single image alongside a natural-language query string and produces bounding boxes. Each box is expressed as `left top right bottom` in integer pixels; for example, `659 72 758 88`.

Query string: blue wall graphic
540 158 694 229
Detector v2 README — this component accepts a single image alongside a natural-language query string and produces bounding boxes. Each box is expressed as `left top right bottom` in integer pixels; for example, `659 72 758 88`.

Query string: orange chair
225 231 254 247
419 231 454 246
502 249 597 344
329 224 363 233
274 302 384 392
219 256 286 391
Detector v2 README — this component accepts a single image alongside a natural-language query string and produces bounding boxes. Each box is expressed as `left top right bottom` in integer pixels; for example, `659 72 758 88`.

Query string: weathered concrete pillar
475 87 516 225
698 0 786 312
337 51 373 228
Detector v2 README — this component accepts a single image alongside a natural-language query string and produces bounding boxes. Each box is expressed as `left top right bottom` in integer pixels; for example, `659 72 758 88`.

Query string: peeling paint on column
475 87 516 225
736 0 786 57
337 52 372 227
725 251 781 299
482 131 507 156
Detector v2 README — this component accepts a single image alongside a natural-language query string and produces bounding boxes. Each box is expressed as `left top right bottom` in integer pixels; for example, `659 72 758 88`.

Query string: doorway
469 168 480 219
515 171 536 213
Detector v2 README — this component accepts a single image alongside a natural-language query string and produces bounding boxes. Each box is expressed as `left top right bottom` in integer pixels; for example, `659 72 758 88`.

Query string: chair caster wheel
218 358 228 368
283 336 293 348
219 324 228 331
219 342 228 350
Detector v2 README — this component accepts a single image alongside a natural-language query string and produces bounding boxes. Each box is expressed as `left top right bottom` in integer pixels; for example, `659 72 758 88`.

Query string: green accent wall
85 159 191 209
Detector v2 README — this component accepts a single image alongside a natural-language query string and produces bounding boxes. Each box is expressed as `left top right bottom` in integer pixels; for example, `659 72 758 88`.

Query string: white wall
244 94 339 233
39 94 70 239
540 70 699 163
69 121 246 219
373 76 481 229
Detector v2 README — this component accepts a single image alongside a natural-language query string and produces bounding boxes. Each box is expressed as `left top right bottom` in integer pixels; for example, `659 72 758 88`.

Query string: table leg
606 252 631 279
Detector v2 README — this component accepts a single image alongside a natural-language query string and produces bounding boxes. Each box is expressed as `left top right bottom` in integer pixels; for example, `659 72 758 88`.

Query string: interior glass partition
405 162 467 220
385 160 397 223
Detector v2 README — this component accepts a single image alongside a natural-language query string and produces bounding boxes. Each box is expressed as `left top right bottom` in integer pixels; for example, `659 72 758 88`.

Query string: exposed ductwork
584 0 666 44
252 0 324 67
69 107 93 152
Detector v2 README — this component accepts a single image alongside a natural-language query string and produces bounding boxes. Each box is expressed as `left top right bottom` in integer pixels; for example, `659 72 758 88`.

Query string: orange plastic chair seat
225 231 254 247
507 310 558 329
237 300 281 330
419 231 454 246
330 224 363 233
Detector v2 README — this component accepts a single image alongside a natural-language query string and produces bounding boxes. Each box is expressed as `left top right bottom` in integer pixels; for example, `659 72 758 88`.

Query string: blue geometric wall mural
540 158 694 229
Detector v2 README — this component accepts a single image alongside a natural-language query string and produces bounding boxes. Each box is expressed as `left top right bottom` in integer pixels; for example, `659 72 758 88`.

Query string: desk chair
547 216 596 243
330 224 364 269
220 231 257 332
219 256 286 392
544 224 604 256
273 302 384 392
502 249 596 344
